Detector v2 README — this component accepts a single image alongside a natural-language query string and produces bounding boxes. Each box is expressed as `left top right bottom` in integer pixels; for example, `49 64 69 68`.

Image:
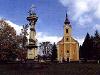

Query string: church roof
64 13 70 24
71 37 79 44
57 37 64 45
57 37 79 45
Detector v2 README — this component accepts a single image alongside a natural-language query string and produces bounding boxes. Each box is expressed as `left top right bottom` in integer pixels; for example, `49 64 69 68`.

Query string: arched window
66 29 68 33
67 50 69 53
66 38 68 41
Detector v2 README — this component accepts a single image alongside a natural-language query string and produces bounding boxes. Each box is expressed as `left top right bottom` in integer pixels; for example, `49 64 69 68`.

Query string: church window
66 38 68 41
66 29 68 33
67 50 69 53
67 38 68 41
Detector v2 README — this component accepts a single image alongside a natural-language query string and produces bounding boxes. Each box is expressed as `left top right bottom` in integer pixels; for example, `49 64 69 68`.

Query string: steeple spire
64 13 70 24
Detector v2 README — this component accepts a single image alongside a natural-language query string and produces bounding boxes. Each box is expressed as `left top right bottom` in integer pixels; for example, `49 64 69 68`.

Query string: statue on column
26 5 38 61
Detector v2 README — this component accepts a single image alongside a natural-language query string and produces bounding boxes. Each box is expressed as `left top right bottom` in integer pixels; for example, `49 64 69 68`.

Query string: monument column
26 5 38 60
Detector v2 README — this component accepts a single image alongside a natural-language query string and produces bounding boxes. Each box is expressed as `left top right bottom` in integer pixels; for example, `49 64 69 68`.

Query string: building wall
57 43 64 62
70 43 79 61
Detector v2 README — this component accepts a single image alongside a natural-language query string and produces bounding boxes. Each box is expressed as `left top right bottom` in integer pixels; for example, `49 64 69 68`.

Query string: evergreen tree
51 42 57 62
95 30 99 38
79 45 82 58
80 33 91 60
94 30 100 60
80 30 100 61
89 36 94 59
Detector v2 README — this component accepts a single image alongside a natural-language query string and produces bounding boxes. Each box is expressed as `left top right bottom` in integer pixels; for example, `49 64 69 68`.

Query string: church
57 13 79 62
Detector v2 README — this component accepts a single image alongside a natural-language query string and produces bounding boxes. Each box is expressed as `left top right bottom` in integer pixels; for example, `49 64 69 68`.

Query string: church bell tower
64 13 72 62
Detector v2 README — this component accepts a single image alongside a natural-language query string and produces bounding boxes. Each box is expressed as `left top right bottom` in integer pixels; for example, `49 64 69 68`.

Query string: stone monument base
27 48 37 60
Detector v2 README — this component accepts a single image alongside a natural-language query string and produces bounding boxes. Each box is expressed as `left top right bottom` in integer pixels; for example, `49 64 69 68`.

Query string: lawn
0 63 100 75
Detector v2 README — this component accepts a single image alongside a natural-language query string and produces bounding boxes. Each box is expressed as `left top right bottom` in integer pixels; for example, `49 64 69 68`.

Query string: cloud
6 20 22 35
93 24 100 30
94 4 100 19
59 0 89 18
73 0 89 19
59 0 100 27
78 15 92 27
59 0 73 7
5 20 62 44
74 37 84 45
36 32 84 45
5 20 83 45
36 32 62 44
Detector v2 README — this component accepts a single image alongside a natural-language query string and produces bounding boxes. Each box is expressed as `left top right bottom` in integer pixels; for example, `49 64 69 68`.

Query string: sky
0 0 100 45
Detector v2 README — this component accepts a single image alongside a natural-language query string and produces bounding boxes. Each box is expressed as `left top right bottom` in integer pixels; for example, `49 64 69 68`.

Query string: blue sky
0 0 100 45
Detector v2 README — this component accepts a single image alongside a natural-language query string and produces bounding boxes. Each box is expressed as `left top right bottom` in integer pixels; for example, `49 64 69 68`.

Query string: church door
67 58 69 63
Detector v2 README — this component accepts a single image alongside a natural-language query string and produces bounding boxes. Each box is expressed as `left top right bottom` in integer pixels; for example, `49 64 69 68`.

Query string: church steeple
64 13 70 24
64 13 72 37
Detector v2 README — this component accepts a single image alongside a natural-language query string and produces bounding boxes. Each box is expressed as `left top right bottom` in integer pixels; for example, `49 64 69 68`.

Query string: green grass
0 63 100 75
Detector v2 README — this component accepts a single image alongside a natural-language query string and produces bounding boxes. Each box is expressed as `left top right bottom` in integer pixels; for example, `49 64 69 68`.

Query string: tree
39 42 52 56
80 30 100 61
39 42 53 61
0 19 27 62
79 45 82 58
13 24 28 62
94 30 99 38
93 30 100 60
0 19 18 61
80 33 92 60
51 43 57 62
20 24 28 48
15 35 27 62
89 36 94 59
